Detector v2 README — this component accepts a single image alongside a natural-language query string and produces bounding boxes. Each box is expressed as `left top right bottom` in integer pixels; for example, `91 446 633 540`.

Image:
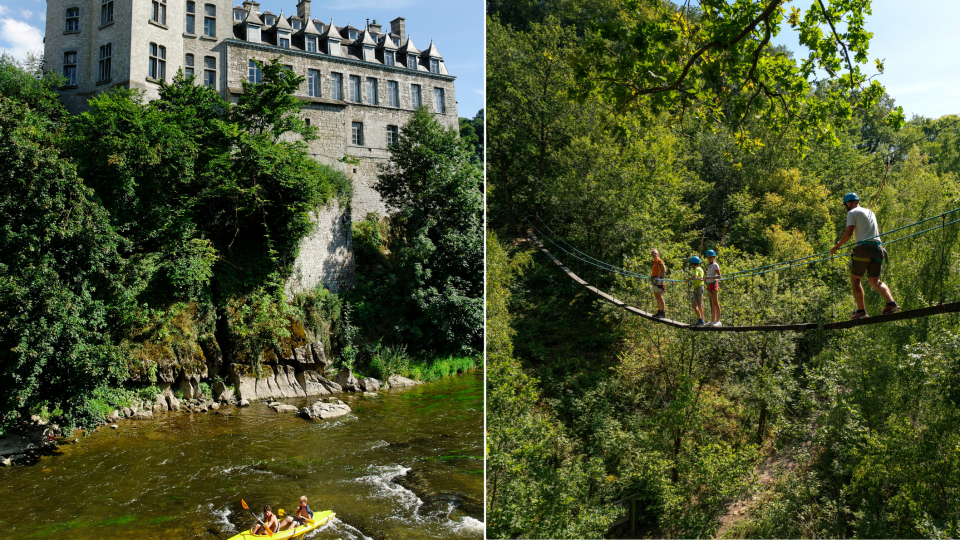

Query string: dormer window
385 51 394 66
348 29 357 40
306 36 317 52
392 36 399 46
234 9 244 21
278 32 290 48
407 56 417 70
264 14 274 26
430 59 439 73
292 20 301 30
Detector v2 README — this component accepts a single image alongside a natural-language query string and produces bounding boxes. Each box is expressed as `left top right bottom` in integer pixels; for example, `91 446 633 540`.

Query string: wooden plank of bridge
823 301 960 330
690 322 818 332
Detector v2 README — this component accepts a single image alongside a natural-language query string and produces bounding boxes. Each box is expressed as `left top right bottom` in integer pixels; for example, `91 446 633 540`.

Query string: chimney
296 0 310 22
243 0 259 14
390 17 405 43
369 19 382 34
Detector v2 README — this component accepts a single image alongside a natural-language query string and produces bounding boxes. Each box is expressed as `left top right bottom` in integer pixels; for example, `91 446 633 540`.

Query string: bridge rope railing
525 208 960 283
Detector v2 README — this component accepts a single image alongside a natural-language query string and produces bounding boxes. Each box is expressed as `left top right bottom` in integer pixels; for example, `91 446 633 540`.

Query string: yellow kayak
228 510 335 540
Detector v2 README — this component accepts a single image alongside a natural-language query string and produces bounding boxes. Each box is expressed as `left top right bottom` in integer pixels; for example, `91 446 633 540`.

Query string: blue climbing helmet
689 256 701 265
843 192 860 204
705 250 717 257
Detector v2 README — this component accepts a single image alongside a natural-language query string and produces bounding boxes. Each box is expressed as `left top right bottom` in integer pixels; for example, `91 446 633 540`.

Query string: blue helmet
689 256 701 264
843 192 860 204
705 250 717 257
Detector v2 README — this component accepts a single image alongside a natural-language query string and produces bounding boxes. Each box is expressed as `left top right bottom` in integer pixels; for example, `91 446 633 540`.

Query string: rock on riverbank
299 398 351 420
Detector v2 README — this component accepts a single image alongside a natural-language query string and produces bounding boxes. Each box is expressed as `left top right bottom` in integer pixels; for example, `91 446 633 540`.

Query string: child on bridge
704 250 722 326
685 256 706 326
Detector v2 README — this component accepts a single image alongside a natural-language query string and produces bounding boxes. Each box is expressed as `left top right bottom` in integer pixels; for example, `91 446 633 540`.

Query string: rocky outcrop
358 377 381 392
296 371 332 396
152 393 168 413
0 426 58 457
299 398 350 420
212 381 234 403
228 364 310 401
386 375 422 388
336 368 360 392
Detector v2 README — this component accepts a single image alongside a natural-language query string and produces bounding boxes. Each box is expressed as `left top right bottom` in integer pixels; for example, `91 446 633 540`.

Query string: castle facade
44 0 458 293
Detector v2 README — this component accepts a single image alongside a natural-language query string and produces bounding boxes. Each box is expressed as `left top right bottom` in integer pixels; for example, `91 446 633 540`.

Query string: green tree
0 96 130 430
369 107 484 356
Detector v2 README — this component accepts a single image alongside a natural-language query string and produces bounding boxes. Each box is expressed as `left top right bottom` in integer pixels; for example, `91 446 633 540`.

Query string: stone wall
285 199 355 294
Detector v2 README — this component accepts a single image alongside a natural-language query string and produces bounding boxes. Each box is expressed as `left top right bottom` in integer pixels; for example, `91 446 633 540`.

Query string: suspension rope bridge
525 213 960 332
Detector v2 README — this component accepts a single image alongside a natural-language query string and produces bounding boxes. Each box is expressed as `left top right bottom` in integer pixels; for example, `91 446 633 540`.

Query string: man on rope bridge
829 193 901 320
650 249 667 319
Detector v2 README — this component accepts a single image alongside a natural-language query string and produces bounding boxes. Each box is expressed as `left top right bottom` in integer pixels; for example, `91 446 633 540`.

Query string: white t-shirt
846 206 881 243
705 261 720 283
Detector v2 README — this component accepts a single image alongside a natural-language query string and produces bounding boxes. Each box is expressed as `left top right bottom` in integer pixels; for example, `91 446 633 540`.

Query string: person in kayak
278 496 315 530
251 505 279 536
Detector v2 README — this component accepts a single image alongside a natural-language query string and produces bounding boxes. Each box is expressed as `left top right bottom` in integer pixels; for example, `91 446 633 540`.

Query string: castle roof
273 10 293 31
398 36 420 55
378 33 398 50
422 39 442 58
242 8 263 25
320 19 340 39
298 17 322 36
261 9 275 16
359 29 377 47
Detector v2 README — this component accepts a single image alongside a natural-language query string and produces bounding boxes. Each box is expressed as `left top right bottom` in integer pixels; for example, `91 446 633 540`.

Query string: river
0 372 484 539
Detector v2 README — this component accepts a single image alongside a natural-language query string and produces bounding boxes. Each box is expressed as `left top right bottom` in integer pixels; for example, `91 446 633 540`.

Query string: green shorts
691 285 704 302
851 243 886 278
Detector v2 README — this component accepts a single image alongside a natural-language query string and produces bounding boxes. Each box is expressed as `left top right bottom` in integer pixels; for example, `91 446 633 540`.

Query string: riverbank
0 372 483 539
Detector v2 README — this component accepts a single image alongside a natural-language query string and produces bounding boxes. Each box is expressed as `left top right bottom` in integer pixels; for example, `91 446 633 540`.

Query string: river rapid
0 372 484 540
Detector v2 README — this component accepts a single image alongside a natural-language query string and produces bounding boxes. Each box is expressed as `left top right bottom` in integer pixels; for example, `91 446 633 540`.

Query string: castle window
65 7 80 32
100 0 113 26
430 59 439 73
203 4 216 37
307 69 320 97
407 55 417 70
392 36 399 46
151 0 166 25
348 29 357 40
306 36 317 52
234 9 244 21
278 32 290 48
292 20 301 30
386 125 398 146
434 88 445 114
248 59 261 83
387 80 398 107
204 56 216 88
97 43 112 82
149 43 166 80
349 75 361 103
185 1 195 33
264 14 274 26
305 118 311 126
330 72 342 100
185 54 194 77
384 51 394 66
410 84 421 109
63 51 78 85
351 122 363 145
366 78 377 105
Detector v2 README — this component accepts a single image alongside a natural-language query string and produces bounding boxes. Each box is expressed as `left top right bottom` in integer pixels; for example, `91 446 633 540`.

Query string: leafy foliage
349 108 483 357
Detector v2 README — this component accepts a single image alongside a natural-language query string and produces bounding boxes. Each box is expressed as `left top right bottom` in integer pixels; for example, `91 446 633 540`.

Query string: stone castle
44 0 458 293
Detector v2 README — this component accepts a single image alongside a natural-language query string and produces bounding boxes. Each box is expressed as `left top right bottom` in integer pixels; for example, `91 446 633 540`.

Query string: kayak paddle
241 499 274 536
